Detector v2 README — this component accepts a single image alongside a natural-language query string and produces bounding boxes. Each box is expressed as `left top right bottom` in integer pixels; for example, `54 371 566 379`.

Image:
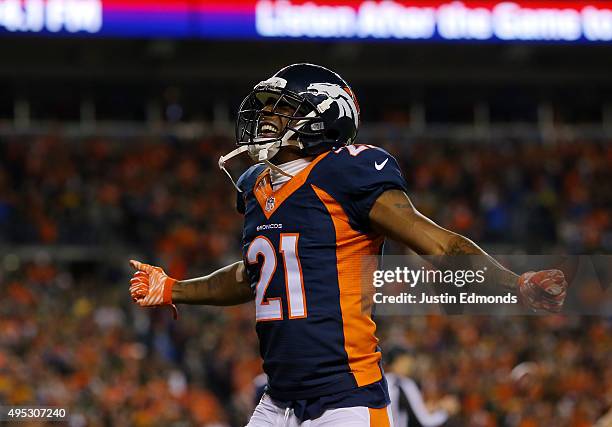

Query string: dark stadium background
1 33 611 427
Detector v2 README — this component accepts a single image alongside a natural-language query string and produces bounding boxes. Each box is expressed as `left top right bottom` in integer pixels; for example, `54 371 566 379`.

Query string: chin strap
263 156 297 180
218 146 250 192
218 140 304 192
218 111 316 191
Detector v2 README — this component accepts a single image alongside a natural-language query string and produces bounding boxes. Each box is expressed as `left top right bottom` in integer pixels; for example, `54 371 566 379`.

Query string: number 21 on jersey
247 234 307 322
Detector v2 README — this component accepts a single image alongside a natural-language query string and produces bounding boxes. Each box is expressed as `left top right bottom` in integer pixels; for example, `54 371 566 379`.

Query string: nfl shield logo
265 196 275 212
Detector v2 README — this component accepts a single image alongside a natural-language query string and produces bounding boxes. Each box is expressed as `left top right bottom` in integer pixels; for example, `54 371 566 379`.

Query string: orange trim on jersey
253 172 274 219
368 407 391 427
253 151 330 219
311 184 384 387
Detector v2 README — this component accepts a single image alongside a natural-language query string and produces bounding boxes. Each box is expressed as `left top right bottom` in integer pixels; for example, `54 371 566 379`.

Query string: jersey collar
253 151 330 219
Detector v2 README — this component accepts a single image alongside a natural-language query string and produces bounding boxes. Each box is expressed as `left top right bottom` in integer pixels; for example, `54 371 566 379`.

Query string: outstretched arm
369 190 518 289
370 190 567 312
173 261 254 305
128 260 254 317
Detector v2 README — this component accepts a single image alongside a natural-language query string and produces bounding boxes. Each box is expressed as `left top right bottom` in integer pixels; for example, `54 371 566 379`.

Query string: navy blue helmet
235 63 360 158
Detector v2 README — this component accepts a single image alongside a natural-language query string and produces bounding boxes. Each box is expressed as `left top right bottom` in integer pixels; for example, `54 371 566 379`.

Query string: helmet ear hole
324 129 339 142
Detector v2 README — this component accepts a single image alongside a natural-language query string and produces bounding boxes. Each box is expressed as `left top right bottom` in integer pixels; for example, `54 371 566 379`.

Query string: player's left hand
518 269 567 313
129 259 178 319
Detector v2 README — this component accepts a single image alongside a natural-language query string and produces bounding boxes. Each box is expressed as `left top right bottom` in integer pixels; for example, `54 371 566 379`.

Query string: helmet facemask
236 89 324 162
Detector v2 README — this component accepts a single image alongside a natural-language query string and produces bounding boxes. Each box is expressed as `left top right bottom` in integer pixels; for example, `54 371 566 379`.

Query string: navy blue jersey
237 145 408 402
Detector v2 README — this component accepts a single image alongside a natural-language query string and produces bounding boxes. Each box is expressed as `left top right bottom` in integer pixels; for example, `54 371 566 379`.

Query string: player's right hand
129 259 178 319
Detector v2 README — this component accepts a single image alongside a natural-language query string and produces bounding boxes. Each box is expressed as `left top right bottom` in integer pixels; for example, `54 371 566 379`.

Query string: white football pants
246 394 394 427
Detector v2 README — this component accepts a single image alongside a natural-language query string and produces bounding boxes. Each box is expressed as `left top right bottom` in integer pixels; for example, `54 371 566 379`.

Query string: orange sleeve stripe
312 184 383 387
368 407 392 427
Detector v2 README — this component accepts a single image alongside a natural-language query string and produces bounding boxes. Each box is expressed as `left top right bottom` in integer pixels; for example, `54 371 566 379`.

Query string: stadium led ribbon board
1 0 612 42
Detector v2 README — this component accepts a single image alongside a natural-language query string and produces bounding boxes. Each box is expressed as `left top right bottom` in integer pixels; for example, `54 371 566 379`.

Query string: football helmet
219 63 360 190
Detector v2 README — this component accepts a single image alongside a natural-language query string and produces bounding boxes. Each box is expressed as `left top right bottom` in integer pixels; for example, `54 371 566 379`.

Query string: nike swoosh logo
375 158 389 170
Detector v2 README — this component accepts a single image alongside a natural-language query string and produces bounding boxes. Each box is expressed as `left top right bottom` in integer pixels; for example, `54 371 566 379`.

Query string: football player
129 64 567 426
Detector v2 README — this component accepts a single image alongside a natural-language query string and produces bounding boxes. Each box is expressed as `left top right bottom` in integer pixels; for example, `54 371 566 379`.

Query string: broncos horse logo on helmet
304 82 359 128
219 63 360 189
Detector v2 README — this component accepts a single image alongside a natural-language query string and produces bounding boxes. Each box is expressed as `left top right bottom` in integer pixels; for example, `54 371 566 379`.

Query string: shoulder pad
237 163 266 194
323 144 397 170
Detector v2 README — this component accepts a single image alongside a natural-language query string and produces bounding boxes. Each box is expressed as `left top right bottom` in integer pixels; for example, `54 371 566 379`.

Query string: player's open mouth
259 122 279 137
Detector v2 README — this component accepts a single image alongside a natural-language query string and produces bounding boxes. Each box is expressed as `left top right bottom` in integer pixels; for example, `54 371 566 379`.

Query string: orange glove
129 259 178 319
518 269 567 313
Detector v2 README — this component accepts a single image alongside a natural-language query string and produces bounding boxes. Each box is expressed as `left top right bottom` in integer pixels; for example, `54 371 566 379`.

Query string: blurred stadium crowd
0 133 611 426
1 135 610 255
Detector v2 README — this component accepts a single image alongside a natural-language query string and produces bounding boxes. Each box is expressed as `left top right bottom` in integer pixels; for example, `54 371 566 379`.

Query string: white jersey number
247 234 306 322
335 144 375 156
